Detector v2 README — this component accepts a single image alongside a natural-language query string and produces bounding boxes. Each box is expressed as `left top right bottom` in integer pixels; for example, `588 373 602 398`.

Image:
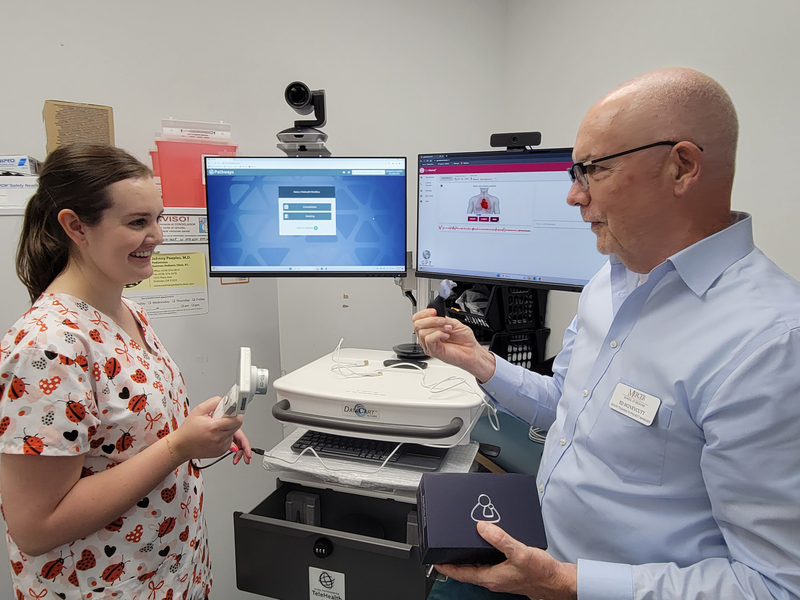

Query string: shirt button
538 484 544 493
619 292 624 297
610 340 618 348
582 389 589 397
560 437 566 446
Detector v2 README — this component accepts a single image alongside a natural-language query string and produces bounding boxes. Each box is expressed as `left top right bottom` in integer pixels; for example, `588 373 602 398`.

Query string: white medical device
271 348 486 445
213 347 269 418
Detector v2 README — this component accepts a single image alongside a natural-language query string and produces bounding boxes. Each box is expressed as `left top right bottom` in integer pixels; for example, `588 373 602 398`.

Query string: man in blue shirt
414 67 800 600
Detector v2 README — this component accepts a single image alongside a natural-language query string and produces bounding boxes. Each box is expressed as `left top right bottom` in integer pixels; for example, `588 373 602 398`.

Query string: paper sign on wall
158 213 209 244
124 252 208 318
43 100 114 154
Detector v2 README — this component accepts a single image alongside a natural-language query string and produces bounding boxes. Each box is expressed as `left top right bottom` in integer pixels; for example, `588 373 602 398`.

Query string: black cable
404 290 417 308
191 453 232 470
191 447 266 470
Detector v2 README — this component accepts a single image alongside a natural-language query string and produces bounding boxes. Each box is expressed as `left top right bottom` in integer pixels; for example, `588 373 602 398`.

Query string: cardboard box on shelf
0 155 41 175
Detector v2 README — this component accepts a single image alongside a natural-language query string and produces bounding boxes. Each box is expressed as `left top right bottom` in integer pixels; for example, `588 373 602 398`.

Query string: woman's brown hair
16 144 152 303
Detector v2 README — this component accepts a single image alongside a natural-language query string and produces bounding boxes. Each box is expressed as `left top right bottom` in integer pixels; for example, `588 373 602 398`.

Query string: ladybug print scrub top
0 293 212 600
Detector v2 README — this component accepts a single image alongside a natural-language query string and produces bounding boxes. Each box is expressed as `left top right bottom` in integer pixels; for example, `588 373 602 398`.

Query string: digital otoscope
213 347 269 418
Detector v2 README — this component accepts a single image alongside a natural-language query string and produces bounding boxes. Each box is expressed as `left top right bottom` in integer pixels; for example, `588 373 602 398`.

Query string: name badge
609 383 661 426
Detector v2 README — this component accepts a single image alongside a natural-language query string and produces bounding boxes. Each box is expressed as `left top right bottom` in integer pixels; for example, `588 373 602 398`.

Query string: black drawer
234 479 435 600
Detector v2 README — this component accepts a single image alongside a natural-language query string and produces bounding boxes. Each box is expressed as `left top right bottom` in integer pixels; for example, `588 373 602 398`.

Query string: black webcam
277 81 330 156
284 81 326 128
490 131 542 150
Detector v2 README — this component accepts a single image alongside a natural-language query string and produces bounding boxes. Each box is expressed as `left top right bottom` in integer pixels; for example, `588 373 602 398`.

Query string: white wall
1 1 508 599
503 0 800 355
274 2 510 372
4 1 800 598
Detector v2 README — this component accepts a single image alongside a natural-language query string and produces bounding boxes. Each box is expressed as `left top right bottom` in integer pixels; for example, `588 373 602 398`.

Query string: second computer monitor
416 149 608 291
204 156 407 277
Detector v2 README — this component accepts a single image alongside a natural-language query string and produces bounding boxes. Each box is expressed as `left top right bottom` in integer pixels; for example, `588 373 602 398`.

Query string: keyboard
291 430 448 471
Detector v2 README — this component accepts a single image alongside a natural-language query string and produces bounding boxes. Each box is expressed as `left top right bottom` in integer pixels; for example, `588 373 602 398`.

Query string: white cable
375 361 500 435
332 337 370 366
330 338 378 377
325 341 502 452
373 362 501 447
262 440 404 475
528 426 547 444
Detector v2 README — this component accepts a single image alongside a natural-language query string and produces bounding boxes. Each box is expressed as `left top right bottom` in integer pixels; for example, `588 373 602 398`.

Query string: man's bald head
593 68 738 182
568 68 739 273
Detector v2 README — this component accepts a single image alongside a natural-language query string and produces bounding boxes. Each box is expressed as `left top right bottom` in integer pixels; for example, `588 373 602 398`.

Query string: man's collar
669 211 753 296
611 212 754 297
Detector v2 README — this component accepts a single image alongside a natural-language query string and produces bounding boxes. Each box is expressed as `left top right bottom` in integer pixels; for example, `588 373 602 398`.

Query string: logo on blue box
471 494 501 523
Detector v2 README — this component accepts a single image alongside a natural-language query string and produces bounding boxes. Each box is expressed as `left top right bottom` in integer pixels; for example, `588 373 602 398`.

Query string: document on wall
42 100 115 154
124 252 208 318
158 213 209 244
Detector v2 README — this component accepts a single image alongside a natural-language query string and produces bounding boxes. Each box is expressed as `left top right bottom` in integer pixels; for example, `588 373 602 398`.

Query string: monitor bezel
415 148 595 293
204 155 408 278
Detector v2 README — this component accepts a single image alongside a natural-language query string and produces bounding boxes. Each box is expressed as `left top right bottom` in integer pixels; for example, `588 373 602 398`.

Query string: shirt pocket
585 380 673 485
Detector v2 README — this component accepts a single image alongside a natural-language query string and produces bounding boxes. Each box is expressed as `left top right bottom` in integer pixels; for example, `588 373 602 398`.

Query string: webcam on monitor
277 81 331 157
490 131 542 151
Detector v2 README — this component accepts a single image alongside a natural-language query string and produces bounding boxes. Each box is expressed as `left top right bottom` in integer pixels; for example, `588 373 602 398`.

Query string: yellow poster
125 252 208 318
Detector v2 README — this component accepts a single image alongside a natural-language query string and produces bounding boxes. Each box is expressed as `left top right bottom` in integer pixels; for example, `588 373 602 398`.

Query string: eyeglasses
567 140 703 191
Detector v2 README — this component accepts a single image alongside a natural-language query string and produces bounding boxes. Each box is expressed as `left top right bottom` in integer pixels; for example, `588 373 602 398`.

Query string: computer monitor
416 148 608 292
204 156 407 277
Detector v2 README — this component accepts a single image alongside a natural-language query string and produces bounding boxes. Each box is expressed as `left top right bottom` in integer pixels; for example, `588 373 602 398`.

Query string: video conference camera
277 81 331 157
490 131 542 151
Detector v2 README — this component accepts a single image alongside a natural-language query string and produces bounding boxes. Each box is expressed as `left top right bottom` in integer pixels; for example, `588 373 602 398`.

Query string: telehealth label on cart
309 566 345 600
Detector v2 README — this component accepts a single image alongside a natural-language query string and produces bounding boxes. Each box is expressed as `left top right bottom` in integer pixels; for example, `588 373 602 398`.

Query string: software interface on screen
416 149 608 290
204 157 407 276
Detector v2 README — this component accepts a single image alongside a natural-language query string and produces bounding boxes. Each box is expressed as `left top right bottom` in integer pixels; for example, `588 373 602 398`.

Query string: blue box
417 473 546 565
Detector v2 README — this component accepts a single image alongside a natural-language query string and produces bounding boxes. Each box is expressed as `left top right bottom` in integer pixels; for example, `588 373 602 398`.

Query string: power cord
191 447 267 470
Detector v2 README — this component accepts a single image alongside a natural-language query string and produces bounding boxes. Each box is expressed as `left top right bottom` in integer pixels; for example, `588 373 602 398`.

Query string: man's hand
436 522 577 600
412 309 496 382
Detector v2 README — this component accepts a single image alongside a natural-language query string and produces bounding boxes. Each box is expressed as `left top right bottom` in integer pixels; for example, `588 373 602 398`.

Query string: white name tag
609 383 661 426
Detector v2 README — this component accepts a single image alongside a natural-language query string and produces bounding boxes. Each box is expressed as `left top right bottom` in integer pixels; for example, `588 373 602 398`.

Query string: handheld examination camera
277 81 331 157
213 347 269 418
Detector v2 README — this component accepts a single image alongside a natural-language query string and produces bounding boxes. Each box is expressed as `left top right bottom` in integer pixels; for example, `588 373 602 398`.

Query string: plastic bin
489 328 550 370
500 287 548 331
149 149 160 177
448 285 548 333
155 139 237 208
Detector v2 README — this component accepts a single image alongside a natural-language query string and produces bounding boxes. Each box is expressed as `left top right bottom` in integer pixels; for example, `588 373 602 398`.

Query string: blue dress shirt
481 213 800 600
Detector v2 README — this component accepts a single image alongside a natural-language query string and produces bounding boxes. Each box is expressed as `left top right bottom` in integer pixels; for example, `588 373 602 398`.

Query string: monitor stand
393 269 431 360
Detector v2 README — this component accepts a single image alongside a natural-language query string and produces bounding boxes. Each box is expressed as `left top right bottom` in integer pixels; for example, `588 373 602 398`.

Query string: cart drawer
234 480 435 600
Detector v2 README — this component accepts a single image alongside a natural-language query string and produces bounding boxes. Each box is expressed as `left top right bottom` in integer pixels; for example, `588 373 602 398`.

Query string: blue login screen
204 157 407 276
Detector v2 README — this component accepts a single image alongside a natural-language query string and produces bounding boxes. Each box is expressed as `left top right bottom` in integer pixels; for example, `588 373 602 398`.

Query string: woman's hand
231 429 252 465
170 396 244 463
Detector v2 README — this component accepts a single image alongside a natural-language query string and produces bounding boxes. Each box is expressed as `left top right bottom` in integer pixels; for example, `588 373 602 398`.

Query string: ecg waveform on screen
438 225 531 233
